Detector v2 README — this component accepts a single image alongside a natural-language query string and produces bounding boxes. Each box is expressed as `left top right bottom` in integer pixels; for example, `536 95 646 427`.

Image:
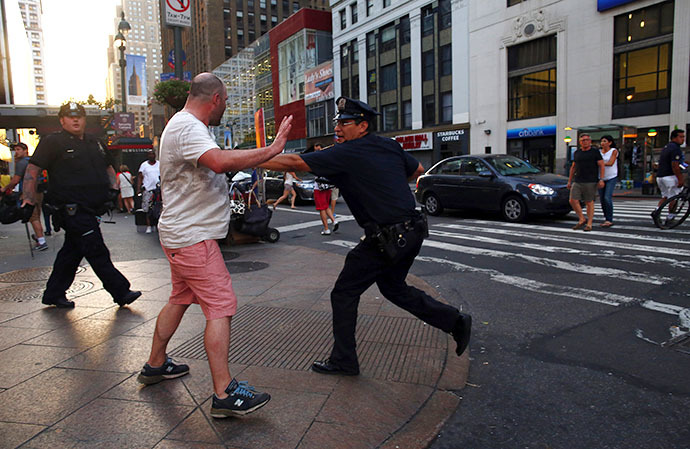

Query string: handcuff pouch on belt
369 210 429 261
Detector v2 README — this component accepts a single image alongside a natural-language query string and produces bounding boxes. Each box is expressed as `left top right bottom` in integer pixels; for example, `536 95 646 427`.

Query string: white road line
421 239 671 285
462 219 690 245
324 240 681 316
433 223 690 256
275 215 355 232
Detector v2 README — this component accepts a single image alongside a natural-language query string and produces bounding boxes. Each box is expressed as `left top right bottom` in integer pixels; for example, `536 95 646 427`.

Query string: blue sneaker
210 378 270 418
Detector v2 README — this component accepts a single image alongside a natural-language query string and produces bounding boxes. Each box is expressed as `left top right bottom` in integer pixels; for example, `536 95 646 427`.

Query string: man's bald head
189 73 225 99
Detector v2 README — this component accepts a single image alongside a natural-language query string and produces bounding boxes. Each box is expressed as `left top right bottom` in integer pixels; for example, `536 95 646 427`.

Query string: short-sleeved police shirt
573 148 602 183
657 142 683 178
30 130 114 208
300 133 419 227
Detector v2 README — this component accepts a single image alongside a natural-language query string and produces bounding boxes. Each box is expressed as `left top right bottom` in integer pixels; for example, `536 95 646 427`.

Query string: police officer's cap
58 102 86 118
334 96 380 121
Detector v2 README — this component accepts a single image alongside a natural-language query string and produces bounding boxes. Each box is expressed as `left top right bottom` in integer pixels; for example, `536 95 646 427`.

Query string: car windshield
486 156 541 176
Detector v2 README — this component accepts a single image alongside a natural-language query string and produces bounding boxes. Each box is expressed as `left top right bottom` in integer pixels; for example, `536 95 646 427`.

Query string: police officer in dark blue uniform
261 97 471 375
21 102 141 308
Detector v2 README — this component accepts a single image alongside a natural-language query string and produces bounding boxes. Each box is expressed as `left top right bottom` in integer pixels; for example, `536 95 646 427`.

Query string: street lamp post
114 12 131 113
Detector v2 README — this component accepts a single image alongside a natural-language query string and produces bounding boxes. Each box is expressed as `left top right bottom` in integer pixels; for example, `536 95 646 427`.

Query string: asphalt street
265 197 690 449
1 196 689 448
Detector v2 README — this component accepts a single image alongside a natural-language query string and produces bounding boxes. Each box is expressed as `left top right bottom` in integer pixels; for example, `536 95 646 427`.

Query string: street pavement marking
465 219 690 245
324 240 680 315
421 239 670 285
275 215 355 233
433 224 690 257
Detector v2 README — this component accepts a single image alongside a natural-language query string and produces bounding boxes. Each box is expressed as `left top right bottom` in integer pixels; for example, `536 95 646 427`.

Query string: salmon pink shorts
162 240 237 320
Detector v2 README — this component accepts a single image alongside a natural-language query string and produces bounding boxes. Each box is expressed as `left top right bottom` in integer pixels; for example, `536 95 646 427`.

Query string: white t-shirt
138 160 160 191
157 111 230 249
600 148 618 181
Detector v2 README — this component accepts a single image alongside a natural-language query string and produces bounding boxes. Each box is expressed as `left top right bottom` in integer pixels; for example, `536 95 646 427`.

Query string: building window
352 74 360 98
402 101 412 129
366 0 373 17
382 103 398 131
352 39 359 63
440 44 452 76
381 63 397 92
341 43 349 67
400 15 410 44
340 9 346 30
366 31 376 57
351 3 358 24
507 35 557 121
293 1 299 13
439 0 451 29
423 95 435 127
380 23 396 52
383 0 391 7
612 1 673 118
422 50 434 81
401 58 411 86
341 78 350 98
441 92 452 123
368 70 376 96
308 101 334 137
508 0 525 5
422 6 434 37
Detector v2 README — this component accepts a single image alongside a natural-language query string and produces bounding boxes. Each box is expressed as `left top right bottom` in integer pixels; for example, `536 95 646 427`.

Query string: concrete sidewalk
0 242 468 449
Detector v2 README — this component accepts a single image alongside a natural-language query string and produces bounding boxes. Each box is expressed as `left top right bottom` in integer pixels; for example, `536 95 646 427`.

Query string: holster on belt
367 209 429 261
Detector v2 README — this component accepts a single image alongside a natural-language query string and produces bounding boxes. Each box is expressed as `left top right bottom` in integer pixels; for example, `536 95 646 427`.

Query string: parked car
415 155 571 222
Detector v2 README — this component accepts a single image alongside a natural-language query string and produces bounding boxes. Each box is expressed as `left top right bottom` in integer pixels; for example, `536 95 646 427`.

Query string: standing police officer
261 97 471 375
21 102 141 308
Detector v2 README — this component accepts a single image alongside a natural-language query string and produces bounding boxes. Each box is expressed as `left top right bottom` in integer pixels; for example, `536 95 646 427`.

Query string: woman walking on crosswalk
598 135 618 228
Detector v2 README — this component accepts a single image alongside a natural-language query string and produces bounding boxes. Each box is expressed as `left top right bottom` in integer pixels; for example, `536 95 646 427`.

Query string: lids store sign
395 132 433 151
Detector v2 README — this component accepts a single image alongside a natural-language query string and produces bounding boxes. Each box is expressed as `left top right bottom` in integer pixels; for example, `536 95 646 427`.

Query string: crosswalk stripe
421 239 671 285
433 223 690 256
463 219 690 245
323 240 680 315
275 215 355 232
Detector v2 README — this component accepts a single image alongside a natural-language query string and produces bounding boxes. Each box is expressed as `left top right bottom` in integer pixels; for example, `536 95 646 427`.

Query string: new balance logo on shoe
234 399 244 407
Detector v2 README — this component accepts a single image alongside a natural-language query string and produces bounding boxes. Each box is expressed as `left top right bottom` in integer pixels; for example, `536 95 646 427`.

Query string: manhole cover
0 266 86 283
221 250 240 261
225 261 268 273
171 305 447 384
0 280 94 302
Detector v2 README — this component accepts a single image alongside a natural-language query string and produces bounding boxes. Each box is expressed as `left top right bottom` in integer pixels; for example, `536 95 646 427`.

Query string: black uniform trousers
328 227 460 371
43 209 130 302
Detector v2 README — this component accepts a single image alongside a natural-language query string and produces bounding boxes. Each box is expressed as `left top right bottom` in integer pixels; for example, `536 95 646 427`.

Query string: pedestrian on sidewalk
117 165 135 213
20 102 141 308
1 142 47 250
260 96 471 376
652 129 686 222
568 133 605 232
598 135 618 227
137 72 293 418
137 150 160 233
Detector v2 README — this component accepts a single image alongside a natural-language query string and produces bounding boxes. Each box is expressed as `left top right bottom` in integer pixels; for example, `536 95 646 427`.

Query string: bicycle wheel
654 193 690 229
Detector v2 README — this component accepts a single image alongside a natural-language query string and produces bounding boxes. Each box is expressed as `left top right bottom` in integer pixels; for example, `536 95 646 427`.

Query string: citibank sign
507 125 557 139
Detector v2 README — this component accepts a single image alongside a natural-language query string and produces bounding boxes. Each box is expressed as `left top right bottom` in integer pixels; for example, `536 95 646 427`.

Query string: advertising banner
304 61 334 105
161 71 191 82
125 54 147 106
395 132 433 151
163 0 191 27
597 0 638 12
113 113 135 132
254 108 266 147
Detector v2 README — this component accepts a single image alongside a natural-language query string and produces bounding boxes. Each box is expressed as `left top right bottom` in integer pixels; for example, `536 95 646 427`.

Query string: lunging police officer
261 97 471 375
21 102 141 308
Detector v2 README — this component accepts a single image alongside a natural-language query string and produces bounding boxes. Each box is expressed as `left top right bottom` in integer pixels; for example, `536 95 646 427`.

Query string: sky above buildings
8 0 121 105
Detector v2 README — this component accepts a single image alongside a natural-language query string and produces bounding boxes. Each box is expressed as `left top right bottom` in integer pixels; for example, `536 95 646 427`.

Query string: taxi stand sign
162 0 191 28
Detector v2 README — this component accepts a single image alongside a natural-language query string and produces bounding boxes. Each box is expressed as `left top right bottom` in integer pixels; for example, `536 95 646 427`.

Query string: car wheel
424 193 443 216
501 195 527 222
